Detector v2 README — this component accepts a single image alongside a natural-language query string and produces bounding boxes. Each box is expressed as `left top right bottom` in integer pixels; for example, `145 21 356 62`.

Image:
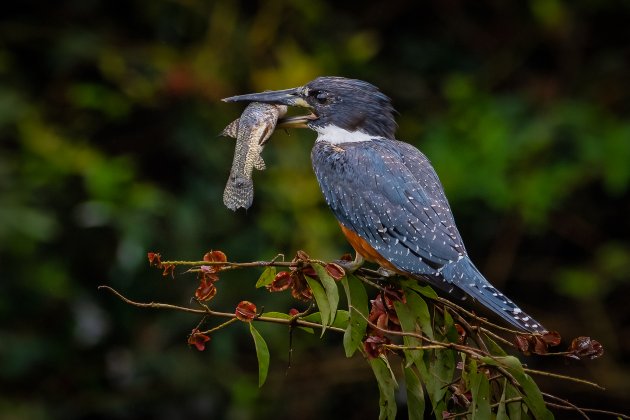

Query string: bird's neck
315 125 376 144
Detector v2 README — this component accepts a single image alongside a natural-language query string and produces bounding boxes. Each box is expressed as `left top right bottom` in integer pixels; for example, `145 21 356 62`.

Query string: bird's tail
441 256 546 333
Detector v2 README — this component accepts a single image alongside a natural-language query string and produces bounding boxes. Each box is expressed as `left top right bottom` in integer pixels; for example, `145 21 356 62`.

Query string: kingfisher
223 77 546 333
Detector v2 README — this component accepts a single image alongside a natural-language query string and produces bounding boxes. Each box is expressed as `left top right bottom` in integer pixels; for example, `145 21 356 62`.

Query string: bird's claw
334 253 365 274
375 267 397 278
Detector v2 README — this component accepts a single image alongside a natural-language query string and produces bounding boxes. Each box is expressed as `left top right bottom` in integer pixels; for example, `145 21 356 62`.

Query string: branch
480 327 516 349
525 368 605 390
542 392 590 419
543 401 630 420
122 253 619 419
434 296 523 335
449 397 525 419
350 304 489 359
98 285 345 333
98 285 205 314
352 270 532 335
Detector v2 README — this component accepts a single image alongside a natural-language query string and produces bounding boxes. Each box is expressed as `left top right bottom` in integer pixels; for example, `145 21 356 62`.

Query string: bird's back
312 138 465 274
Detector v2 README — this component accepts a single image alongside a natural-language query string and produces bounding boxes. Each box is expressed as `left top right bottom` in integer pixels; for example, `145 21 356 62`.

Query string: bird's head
222 76 397 138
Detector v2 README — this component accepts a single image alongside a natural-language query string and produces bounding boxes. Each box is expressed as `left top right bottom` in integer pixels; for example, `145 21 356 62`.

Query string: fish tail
223 175 254 211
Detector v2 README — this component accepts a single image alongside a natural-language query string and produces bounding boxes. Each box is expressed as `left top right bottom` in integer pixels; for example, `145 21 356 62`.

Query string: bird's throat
315 125 376 144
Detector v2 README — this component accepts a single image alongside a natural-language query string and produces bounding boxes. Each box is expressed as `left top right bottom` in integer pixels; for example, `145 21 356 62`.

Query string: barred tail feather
441 257 546 333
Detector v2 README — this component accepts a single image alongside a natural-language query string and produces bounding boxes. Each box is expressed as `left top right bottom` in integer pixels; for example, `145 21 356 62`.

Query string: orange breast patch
338 223 402 274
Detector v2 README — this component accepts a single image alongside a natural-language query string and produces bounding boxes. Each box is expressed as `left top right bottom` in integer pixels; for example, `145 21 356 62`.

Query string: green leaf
483 334 508 357
303 310 350 329
401 279 438 300
249 323 270 388
496 379 509 420
332 309 350 329
470 364 491 420
255 266 276 288
462 358 476 390
393 300 423 367
302 311 322 323
416 301 455 418
481 356 553 420
263 311 314 333
341 274 369 357
442 309 459 343
404 365 425 420
313 263 340 325
419 347 455 417
370 356 398 420
406 290 434 340
261 311 291 320
305 276 331 336
505 381 523 420
437 349 456 391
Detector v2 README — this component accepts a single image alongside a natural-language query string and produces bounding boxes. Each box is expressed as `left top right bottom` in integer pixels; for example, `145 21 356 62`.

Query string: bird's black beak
222 87 317 129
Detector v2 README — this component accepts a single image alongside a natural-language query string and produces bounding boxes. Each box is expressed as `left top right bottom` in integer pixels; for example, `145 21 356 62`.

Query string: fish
221 102 287 211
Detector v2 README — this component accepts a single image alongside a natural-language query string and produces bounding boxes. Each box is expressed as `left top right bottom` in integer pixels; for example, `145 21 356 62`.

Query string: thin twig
448 397 524 419
199 318 238 335
287 303 315 369
493 396 523 407
384 344 450 352
99 285 345 333
447 306 490 354
524 368 605 390
543 392 590 419
354 273 389 293
545 403 630 420
163 260 297 268
434 296 523 335
480 327 516 349
353 271 529 336
98 285 206 314
349 305 489 359
574 409 629 419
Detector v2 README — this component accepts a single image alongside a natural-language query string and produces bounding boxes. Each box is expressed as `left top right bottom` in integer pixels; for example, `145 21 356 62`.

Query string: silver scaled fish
222 102 287 211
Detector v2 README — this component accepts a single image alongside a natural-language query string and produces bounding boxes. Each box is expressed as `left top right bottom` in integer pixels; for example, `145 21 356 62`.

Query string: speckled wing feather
312 138 464 274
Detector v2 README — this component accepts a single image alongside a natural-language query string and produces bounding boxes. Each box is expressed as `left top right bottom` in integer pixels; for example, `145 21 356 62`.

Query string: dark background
1 0 629 418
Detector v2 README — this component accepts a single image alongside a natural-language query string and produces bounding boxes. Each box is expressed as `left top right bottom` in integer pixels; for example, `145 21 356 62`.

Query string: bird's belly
338 223 402 274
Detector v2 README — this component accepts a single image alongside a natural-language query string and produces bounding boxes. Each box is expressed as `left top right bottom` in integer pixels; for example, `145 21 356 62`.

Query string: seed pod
235 301 257 322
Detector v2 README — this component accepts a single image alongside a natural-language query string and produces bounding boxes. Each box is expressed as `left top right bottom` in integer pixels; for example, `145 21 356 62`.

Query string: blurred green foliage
1 0 629 418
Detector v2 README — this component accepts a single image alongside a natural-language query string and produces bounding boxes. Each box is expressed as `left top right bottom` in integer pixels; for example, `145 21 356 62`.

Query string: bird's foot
375 267 397 278
334 253 365 274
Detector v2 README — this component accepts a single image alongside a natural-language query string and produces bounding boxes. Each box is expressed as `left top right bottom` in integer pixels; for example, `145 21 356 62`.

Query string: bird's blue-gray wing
312 139 465 275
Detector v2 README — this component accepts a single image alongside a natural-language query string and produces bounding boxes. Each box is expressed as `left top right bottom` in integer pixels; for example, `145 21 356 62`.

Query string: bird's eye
316 92 330 104
309 90 331 104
